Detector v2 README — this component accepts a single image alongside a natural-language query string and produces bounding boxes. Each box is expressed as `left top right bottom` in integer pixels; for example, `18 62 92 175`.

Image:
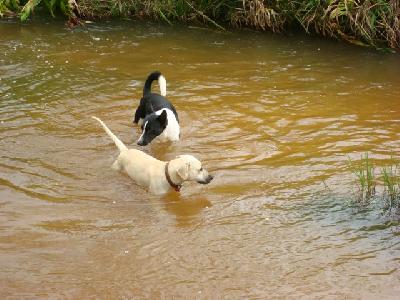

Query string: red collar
165 162 181 192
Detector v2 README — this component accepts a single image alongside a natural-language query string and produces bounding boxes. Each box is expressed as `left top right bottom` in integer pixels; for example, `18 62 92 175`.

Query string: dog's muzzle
137 137 148 146
137 139 148 146
198 174 213 184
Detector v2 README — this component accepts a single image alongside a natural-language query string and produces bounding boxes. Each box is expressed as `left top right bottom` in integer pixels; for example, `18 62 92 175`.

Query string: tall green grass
0 1 399 49
348 153 376 204
348 153 400 216
381 159 400 213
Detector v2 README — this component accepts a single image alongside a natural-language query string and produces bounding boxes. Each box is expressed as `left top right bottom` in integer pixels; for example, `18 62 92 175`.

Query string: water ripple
1 20 400 299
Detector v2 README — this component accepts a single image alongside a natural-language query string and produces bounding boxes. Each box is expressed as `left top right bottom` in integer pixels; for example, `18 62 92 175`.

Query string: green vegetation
349 153 400 216
382 159 400 213
0 0 77 20
348 153 376 204
0 1 399 49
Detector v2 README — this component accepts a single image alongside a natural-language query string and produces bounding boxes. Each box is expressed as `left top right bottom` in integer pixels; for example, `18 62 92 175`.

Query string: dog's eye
200 167 203 171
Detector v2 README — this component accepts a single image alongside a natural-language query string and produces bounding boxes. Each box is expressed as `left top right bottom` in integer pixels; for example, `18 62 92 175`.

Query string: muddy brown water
1 19 400 298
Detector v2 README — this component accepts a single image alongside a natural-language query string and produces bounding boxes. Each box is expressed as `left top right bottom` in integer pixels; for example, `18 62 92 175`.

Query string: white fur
93 117 127 152
158 75 167 96
93 117 211 195
137 121 148 144
155 108 180 142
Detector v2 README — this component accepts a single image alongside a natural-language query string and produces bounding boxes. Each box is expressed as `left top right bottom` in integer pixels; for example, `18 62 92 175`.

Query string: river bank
1 0 399 50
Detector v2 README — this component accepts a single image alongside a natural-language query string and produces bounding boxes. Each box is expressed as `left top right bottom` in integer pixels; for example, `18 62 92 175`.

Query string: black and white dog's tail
143 71 167 97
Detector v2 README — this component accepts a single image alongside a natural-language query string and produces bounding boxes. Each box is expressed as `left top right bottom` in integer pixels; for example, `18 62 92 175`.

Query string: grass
348 153 400 217
381 159 400 214
0 0 399 49
0 0 78 20
348 153 376 204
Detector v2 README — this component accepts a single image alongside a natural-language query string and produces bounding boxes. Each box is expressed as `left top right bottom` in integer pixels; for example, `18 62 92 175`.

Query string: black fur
133 71 179 124
137 110 168 146
133 71 180 146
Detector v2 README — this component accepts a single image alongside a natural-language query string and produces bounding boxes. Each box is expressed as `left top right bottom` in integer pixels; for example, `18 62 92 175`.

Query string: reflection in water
1 19 400 298
162 193 212 227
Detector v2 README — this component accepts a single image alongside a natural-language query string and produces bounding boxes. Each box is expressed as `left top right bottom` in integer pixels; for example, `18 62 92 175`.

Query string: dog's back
135 93 179 124
116 149 162 186
134 71 179 124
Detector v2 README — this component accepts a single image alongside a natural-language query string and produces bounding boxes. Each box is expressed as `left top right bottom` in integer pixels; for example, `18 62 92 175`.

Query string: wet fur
92 117 213 195
134 71 180 146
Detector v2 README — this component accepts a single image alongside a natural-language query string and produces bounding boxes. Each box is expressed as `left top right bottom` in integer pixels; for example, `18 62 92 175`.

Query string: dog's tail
92 116 128 152
143 71 166 97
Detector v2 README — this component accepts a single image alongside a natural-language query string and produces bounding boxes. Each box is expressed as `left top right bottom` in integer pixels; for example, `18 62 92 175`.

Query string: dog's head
173 155 213 185
137 110 168 146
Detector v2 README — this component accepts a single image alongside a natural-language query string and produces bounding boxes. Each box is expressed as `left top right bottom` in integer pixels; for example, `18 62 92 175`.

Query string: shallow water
1 19 400 298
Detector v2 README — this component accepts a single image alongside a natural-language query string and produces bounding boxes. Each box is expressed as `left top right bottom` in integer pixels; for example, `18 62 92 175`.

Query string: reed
0 1 399 49
381 159 400 213
347 153 400 217
348 153 376 204
233 0 400 48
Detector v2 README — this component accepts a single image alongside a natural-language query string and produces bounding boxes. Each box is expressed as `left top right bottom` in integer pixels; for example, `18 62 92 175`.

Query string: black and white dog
133 71 180 146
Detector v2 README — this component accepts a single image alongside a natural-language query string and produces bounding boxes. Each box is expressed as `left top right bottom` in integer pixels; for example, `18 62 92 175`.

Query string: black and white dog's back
133 71 180 146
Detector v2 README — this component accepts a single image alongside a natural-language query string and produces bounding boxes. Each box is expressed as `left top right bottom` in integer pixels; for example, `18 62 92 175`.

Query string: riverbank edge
1 0 399 50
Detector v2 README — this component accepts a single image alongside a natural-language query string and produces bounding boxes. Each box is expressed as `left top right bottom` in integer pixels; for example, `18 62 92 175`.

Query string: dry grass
231 0 287 32
1 0 399 49
232 0 400 48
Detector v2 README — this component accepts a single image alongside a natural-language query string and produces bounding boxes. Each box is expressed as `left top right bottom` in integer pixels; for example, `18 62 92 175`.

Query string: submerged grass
348 153 400 217
348 153 376 204
381 158 400 214
0 0 399 49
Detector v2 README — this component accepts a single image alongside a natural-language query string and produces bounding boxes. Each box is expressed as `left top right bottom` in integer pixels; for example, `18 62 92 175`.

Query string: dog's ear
157 110 168 128
177 162 190 181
